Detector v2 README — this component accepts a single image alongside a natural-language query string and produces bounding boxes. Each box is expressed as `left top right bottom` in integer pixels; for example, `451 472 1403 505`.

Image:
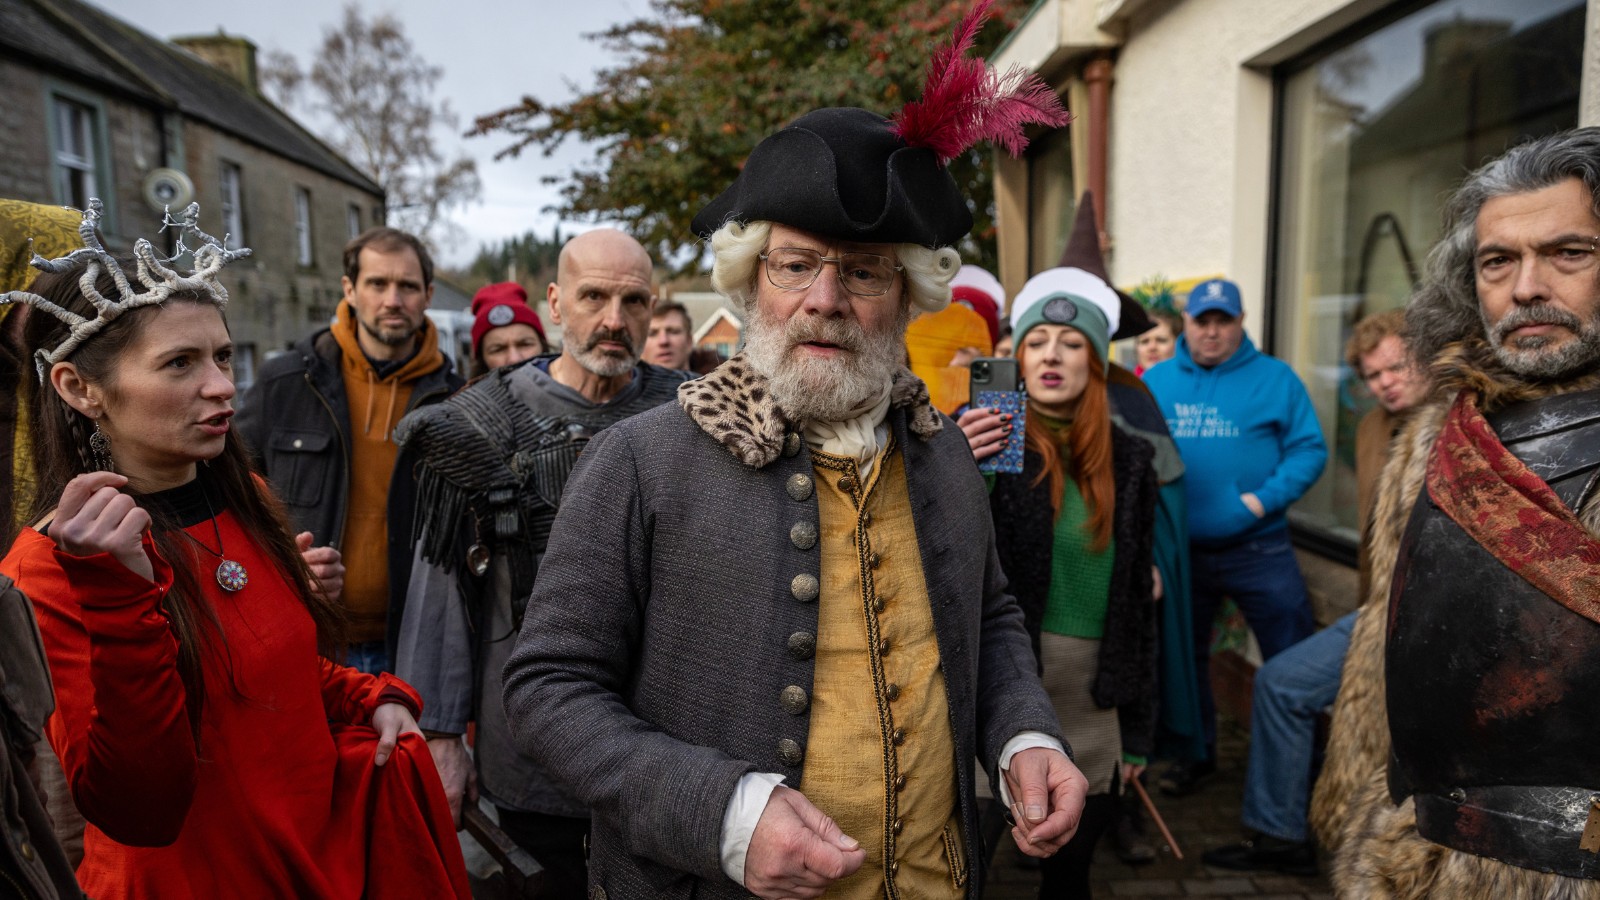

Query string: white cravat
802 385 893 479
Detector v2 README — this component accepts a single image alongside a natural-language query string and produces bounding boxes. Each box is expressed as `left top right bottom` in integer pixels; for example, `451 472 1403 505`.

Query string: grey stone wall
185 126 381 362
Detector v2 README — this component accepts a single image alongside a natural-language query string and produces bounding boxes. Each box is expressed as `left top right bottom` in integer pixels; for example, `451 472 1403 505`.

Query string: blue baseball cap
1186 279 1242 319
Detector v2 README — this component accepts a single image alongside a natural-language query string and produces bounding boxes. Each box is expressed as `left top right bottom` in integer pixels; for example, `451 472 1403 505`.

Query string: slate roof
0 0 382 195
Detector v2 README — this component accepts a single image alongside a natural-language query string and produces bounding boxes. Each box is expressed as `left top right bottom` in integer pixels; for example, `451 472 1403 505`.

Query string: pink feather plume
890 0 1072 164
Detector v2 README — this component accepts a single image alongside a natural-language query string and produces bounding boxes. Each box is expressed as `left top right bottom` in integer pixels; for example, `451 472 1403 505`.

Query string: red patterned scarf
1427 390 1600 625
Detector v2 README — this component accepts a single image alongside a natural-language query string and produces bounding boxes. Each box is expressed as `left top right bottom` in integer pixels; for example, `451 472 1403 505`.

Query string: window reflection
1274 0 1583 543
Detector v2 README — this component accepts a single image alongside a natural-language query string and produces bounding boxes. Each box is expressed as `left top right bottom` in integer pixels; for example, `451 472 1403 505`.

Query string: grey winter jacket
501 364 1062 899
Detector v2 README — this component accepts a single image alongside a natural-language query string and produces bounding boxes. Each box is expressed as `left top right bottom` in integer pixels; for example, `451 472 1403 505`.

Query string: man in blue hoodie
1142 278 1327 795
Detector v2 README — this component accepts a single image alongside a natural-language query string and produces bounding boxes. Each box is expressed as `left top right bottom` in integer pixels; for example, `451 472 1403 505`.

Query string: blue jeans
1240 611 1354 841
1191 529 1315 750
346 640 390 675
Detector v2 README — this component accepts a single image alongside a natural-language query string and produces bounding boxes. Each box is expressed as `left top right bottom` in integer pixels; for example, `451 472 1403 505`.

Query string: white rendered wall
1104 0 1376 340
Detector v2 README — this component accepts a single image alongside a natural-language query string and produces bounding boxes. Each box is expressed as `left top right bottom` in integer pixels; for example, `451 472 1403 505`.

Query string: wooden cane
1129 776 1184 860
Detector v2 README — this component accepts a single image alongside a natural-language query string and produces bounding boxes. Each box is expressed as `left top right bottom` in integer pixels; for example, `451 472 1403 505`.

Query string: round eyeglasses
759 247 904 297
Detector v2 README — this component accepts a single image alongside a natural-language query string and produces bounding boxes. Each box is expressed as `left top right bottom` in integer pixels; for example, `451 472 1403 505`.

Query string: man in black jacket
237 227 463 673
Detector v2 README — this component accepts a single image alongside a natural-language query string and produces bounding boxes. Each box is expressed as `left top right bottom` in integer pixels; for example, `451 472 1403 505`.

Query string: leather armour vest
1387 388 1600 878
397 360 685 619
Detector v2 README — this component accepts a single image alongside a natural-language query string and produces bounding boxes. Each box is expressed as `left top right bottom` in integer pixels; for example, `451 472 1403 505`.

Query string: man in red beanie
470 282 548 376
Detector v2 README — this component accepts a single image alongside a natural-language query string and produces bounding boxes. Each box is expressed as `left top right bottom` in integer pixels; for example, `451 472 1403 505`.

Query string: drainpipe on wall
1083 54 1114 254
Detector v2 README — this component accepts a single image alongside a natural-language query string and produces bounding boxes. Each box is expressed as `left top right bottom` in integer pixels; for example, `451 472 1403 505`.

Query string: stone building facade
0 0 384 388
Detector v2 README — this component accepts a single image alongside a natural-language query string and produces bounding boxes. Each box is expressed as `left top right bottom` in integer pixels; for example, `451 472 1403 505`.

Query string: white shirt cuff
997 732 1068 808
719 772 785 885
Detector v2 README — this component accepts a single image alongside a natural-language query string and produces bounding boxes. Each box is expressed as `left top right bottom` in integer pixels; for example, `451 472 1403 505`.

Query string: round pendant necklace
180 484 249 592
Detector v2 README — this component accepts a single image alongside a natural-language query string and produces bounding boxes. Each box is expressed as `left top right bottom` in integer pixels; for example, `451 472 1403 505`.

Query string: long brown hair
1021 341 1115 551
22 262 346 715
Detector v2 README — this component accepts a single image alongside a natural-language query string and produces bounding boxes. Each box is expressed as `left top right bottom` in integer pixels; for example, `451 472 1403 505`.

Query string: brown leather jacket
0 574 81 899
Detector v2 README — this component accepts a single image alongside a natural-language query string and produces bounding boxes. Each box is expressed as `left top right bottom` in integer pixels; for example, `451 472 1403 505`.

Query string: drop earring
89 419 113 472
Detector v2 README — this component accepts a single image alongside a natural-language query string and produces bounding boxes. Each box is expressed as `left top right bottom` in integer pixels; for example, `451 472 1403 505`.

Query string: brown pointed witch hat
1058 191 1153 340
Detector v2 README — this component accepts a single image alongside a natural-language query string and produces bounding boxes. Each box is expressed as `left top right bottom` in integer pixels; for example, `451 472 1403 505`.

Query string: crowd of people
3 4 1600 899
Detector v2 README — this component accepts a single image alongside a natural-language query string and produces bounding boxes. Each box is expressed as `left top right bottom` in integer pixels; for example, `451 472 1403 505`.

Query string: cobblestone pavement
983 714 1334 899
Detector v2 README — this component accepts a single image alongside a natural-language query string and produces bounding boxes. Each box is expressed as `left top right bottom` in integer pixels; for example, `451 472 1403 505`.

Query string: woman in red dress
0 216 469 899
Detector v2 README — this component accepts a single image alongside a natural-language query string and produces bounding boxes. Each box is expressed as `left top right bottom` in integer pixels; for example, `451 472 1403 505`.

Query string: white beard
743 302 909 423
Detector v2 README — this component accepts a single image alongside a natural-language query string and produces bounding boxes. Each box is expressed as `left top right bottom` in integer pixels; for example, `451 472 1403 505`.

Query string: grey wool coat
501 355 1065 899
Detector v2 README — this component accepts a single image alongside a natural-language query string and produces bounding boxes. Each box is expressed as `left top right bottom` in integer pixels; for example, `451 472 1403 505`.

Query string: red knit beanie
471 282 546 357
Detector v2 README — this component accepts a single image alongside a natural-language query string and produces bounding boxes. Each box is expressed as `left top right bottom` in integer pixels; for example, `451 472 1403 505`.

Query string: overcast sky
100 0 644 266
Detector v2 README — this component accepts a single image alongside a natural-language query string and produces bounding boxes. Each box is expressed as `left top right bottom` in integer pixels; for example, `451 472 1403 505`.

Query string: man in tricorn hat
500 5 1087 898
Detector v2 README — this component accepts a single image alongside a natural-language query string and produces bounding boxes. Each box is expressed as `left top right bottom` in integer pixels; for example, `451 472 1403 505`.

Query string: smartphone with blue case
970 357 1025 475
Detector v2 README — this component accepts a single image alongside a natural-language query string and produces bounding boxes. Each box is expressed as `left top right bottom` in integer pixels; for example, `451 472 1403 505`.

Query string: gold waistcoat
799 442 966 899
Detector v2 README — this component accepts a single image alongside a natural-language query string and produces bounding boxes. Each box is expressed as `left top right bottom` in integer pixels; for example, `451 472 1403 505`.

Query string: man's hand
958 406 1011 462
371 702 422 768
51 472 154 582
1003 747 1089 858
1240 492 1265 518
744 785 865 899
426 735 478 829
296 532 345 603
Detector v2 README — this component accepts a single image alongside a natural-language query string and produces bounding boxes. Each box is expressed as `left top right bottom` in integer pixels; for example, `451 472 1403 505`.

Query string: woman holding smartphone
958 267 1161 899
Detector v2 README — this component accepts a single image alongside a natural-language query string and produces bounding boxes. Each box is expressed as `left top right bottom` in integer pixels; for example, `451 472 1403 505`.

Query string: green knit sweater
1036 416 1115 639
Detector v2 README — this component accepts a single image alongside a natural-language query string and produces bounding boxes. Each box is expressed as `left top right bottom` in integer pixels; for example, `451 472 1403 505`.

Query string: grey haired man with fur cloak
1312 127 1600 898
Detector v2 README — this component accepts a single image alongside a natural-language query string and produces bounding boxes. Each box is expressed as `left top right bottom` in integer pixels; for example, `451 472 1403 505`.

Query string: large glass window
1274 0 1583 545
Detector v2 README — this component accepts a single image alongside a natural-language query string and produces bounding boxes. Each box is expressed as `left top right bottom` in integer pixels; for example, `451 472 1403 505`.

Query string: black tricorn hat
691 107 972 247
692 0 1069 249
1058 190 1153 340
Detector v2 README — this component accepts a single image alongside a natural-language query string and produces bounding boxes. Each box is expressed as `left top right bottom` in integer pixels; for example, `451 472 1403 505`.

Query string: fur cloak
1311 337 1600 899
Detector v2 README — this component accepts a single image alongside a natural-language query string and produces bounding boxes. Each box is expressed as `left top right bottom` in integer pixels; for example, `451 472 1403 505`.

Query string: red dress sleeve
318 659 423 725
16 533 200 847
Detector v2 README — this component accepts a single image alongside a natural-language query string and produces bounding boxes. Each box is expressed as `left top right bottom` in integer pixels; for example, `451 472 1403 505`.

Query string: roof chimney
173 31 259 93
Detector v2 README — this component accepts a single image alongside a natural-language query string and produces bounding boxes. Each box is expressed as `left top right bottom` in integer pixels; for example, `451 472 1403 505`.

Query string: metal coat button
786 473 813 501
892 818 904 835
780 685 809 714
790 522 818 550
886 683 901 701
861 511 872 526
787 631 816 660
895 774 907 791
19 841 34 862
879 638 891 655
778 738 804 767
784 432 803 457
791 574 820 602
838 475 856 492
869 551 881 569
292 438 304 449
892 727 906 745
872 596 886 614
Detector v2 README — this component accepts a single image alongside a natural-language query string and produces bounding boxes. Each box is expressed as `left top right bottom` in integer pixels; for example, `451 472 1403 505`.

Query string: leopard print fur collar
677 351 943 468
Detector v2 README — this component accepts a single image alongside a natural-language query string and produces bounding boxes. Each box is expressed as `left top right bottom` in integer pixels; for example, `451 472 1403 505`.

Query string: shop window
1272 0 1582 545
347 203 362 239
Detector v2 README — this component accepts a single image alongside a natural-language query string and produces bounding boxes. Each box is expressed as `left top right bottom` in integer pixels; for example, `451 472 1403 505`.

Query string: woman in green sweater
961 267 1160 899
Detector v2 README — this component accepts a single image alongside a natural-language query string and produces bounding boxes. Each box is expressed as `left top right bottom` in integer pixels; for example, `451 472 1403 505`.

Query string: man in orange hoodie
239 227 464 673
